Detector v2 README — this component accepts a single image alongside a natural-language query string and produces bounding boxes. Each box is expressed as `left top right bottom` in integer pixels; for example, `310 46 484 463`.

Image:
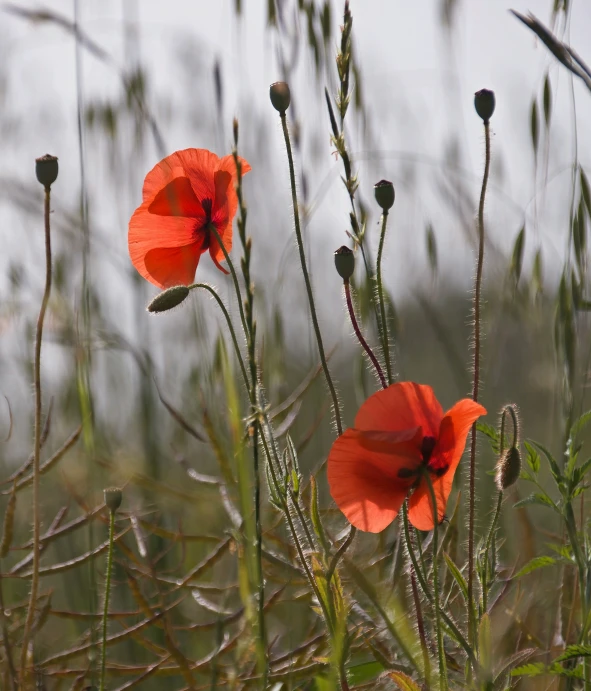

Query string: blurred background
1 1 591 685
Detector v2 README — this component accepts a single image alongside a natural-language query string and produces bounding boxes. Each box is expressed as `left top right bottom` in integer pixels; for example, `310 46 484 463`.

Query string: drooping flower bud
374 179 395 211
147 285 190 313
104 487 123 513
269 82 291 114
334 245 355 280
35 154 59 189
495 446 521 491
474 89 496 124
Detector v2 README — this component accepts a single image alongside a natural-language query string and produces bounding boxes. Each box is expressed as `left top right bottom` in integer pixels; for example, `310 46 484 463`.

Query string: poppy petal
148 176 204 218
142 149 216 203
355 382 443 438
208 170 233 271
408 398 486 531
328 428 421 533
128 201 201 288
144 243 202 289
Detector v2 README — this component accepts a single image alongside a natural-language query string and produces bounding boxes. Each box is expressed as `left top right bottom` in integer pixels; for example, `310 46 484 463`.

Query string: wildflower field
2 1 591 689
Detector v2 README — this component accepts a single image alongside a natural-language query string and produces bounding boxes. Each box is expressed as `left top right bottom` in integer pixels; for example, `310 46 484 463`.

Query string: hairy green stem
99 509 116 691
344 280 387 389
402 503 479 675
206 223 249 346
376 210 393 384
190 283 249 390
422 473 448 691
468 119 490 644
482 491 503 614
279 112 343 436
20 185 53 685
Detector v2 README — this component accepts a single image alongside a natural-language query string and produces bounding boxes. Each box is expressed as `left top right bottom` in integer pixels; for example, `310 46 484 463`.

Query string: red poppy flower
128 148 251 289
328 382 486 532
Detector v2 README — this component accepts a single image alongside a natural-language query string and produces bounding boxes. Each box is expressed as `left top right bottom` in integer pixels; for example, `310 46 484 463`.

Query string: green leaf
346 661 384 685
310 475 331 556
555 645 591 662
570 410 591 441
530 440 562 483
443 551 468 602
581 167 591 218
426 223 438 275
530 99 539 154
477 422 500 454
524 441 540 474
387 671 422 691
510 226 525 284
513 492 559 513
511 662 547 677
514 555 557 579
543 73 552 125
479 613 492 680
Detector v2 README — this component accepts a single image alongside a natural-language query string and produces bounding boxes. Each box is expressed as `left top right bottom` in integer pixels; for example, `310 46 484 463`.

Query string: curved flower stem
190 283 249 391
99 508 116 691
422 473 448 691
279 112 343 436
482 491 503 614
206 223 249 350
468 119 490 645
344 280 387 390
20 185 53 684
409 562 432 689
376 210 393 384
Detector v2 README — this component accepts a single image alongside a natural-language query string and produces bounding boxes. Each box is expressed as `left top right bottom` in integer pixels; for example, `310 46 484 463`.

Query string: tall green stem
423 473 447 691
279 112 343 436
376 210 393 384
468 119 490 644
99 508 116 691
20 185 53 685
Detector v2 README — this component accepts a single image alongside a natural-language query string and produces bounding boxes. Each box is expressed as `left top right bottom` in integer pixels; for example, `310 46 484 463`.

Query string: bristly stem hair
20 183 54 685
279 112 343 436
468 117 491 644
343 279 387 389
376 209 393 384
232 119 268 685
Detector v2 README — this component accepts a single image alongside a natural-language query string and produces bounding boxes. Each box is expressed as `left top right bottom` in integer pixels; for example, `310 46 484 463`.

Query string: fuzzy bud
104 487 122 513
474 89 496 124
269 82 291 114
334 245 355 280
35 154 59 189
495 446 521 491
374 179 395 211
147 285 190 313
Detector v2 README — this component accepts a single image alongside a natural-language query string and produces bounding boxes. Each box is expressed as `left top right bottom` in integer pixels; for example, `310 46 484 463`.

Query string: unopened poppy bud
147 285 190 313
495 446 521 491
474 89 496 124
269 81 291 114
104 487 122 513
35 154 59 189
334 245 355 280
374 179 395 211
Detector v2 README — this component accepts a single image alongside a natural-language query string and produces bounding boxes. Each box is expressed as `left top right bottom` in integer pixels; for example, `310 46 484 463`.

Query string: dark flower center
397 435 448 481
200 198 214 249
